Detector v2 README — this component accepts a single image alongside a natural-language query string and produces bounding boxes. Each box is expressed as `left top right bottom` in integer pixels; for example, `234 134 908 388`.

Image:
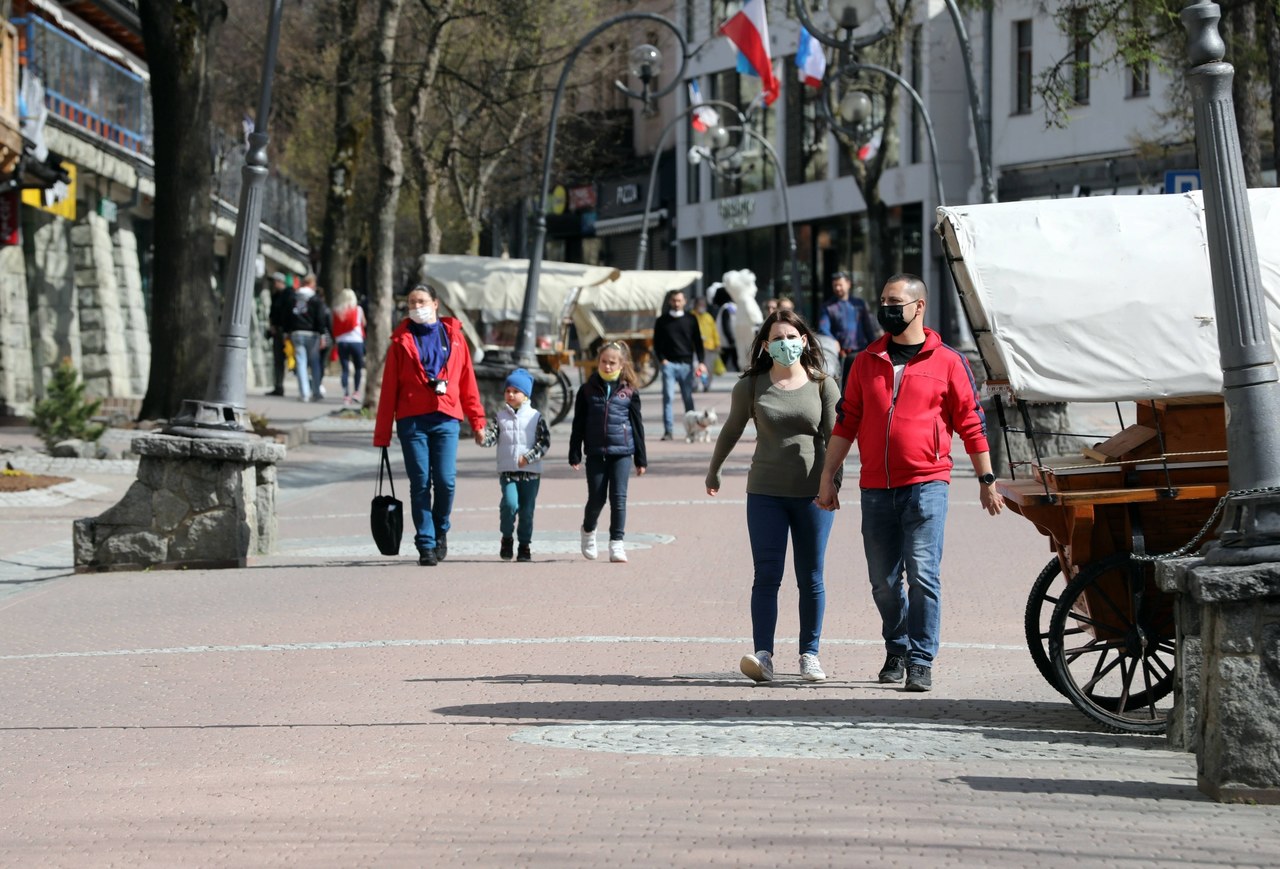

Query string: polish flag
719 0 779 106
688 79 720 133
795 27 826 89
857 129 883 162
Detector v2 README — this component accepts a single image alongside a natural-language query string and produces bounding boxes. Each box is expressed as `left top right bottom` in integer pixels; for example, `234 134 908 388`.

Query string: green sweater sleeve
704 376 756 491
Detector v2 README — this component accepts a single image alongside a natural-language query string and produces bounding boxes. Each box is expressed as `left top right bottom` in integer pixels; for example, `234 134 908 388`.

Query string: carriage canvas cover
937 189 1280 402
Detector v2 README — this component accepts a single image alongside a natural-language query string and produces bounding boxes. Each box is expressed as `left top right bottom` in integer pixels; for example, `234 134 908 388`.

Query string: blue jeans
290 331 321 400
745 493 834 656
499 473 540 545
861 481 950 667
337 341 365 395
396 413 459 554
582 454 632 541
660 361 695 434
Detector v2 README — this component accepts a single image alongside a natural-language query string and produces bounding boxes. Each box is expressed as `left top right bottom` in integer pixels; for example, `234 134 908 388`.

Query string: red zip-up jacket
832 328 988 489
373 317 486 448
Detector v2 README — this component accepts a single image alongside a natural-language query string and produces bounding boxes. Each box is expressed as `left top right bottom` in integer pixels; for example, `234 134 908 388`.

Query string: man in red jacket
818 273 1003 692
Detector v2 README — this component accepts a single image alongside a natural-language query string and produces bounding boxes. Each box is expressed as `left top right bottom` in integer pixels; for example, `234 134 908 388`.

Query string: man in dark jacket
818 273 1003 693
265 272 291 396
652 289 707 440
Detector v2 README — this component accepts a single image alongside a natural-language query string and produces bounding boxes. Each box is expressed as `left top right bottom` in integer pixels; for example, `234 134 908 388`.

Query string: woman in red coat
374 285 486 566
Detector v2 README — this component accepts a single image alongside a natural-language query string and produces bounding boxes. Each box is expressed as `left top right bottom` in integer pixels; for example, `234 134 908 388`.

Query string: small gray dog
684 407 718 443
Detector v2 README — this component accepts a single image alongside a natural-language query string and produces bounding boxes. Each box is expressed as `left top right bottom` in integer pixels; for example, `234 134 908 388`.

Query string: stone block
170 511 247 562
133 434 193 459
151 488 189 533
1215 605 1259 655
137 455 165 488
52 439 91 458
101 530 167 566
189 438 264 463
97 480 154 528
1190 562 1280 604
72 517 96 565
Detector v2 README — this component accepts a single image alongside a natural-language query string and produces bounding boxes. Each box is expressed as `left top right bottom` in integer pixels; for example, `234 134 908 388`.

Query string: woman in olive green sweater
706 309 841 684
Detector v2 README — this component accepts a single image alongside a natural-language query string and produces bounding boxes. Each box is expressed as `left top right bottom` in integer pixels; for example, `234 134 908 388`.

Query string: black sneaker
878 654 906 683
435 531 447 561
516 544 532 563
660 431 673 441
418 549 438 567
500 536 514 560
905 664 932 692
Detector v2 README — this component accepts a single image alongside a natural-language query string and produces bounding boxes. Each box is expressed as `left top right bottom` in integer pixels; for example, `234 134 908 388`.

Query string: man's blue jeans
396 413 459 554
290 331 320 400
660 361 695 435
499 473 540 546
861 481 949 667
745 492 834 656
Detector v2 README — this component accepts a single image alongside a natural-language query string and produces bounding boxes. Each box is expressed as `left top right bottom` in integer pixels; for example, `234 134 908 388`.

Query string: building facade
0 0 309 418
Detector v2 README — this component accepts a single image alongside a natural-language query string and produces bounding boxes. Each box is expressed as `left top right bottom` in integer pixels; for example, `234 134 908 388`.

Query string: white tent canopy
937 190 1280 403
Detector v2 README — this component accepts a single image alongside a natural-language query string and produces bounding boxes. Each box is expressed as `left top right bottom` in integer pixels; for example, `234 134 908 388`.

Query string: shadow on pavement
949 775 1206 801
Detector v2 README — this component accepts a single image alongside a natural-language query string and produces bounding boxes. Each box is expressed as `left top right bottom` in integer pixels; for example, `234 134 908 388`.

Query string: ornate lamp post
168 0 285 439
516 12 688 368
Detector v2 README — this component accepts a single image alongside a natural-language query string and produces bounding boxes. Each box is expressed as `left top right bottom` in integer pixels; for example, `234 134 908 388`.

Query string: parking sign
1164 170 1202 193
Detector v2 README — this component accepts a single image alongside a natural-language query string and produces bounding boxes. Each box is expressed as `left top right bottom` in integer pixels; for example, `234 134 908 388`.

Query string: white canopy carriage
937 189 1280 403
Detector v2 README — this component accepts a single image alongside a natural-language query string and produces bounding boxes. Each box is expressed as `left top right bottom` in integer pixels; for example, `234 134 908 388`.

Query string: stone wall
113 214 150 397
0 245 33 415
23 210 78 400
72 211 132 398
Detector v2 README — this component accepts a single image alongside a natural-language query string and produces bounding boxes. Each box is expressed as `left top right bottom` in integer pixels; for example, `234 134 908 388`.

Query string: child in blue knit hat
478 367 550 561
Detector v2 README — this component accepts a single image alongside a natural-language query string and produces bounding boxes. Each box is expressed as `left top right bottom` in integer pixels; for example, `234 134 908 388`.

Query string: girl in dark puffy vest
568 342 648 563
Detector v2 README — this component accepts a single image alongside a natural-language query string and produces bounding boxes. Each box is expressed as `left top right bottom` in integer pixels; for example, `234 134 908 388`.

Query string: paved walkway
1 375 1277 866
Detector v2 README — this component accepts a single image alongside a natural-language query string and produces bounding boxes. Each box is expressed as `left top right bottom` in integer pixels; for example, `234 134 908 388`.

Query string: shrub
31 359 105 452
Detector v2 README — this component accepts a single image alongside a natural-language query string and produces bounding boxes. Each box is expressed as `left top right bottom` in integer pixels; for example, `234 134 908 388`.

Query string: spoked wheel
1023 557 1068 696
540 369 573 426
1048 553 1176 733
633 345 659 388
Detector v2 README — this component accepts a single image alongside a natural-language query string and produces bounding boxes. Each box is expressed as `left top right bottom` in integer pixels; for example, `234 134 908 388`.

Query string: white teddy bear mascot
721 269 764 372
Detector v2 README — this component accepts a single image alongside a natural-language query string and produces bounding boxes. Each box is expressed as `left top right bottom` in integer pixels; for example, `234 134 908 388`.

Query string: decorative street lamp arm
636 98 746 270
791 0 893 52
517 12 688 367
940 0 995 203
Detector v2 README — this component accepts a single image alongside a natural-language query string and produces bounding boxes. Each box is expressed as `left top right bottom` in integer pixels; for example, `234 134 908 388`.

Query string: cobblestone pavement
2 382 1279 866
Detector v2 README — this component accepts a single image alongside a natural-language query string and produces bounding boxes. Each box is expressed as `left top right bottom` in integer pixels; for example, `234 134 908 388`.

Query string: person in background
706 309 840 684
818 270 880 387
712 284 738 373
478 368 550 563
652 288 706 441
331 288 367 406
373 284 487 566
569 341 647 564
693 296 720 392
265 272 290 396
818 273 1003 693
286 274 327 402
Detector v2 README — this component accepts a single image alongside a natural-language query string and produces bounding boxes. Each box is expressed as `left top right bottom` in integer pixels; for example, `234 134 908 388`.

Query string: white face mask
408 305 437 325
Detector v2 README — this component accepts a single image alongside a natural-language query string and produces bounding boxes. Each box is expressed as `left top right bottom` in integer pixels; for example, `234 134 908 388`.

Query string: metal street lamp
168 0 285 439
515 12 688 368
1181 0 1280 557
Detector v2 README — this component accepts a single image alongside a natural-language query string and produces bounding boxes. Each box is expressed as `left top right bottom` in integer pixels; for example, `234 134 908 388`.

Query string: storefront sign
719 195 755 229
569 184 596 211
615 183 639 206
0 191 20 246
550 184 568 215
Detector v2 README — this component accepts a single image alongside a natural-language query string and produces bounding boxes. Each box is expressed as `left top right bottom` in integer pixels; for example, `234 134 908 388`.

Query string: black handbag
371 447 404 556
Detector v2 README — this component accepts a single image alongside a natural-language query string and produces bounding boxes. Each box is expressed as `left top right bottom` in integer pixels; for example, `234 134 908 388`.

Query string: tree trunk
137 0 227 421
1266 0 1280 183
361 0 405 413
1225 4 1262 186
318 0 363 302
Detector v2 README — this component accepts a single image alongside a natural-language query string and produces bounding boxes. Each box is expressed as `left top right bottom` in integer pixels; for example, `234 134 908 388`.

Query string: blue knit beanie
505 367 534 398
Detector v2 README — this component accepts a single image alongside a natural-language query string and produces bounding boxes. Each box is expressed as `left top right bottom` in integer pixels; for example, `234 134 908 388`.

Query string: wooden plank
1081 425 1157 463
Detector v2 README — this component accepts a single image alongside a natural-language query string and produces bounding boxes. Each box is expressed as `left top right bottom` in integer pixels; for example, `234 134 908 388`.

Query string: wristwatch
978 472 997 486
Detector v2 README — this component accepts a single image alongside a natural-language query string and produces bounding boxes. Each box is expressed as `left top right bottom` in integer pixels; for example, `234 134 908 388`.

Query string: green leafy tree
31 360 105 451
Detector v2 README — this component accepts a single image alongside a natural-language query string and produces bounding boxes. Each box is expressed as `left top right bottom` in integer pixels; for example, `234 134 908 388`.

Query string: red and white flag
719 0 779 106
688 79 720 132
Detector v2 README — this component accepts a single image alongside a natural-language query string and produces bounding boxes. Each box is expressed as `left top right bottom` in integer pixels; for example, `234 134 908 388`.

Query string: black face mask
877 301 919 336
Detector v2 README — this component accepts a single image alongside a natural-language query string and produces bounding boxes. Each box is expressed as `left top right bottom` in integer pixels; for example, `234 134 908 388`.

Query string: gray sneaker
799 653 827 682
905 664 932 692
740 650 774 683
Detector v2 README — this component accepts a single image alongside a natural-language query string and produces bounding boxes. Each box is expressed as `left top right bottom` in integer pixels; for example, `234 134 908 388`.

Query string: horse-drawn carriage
937 190 1280 733
416 254 700 424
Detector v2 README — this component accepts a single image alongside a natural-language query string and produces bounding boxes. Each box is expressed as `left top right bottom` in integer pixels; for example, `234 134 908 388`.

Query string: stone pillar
0 244 34 416
71 211 131 398
23 210 78 399
1169 556 1280 803
1155 558 1204 753
73 433 286 572
112 214 151 397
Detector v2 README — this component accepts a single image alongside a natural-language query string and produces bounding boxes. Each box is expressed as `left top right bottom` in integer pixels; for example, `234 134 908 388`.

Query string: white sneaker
580 527 597 560
609 540 628 563
800 653 827 682
740 650 774 682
